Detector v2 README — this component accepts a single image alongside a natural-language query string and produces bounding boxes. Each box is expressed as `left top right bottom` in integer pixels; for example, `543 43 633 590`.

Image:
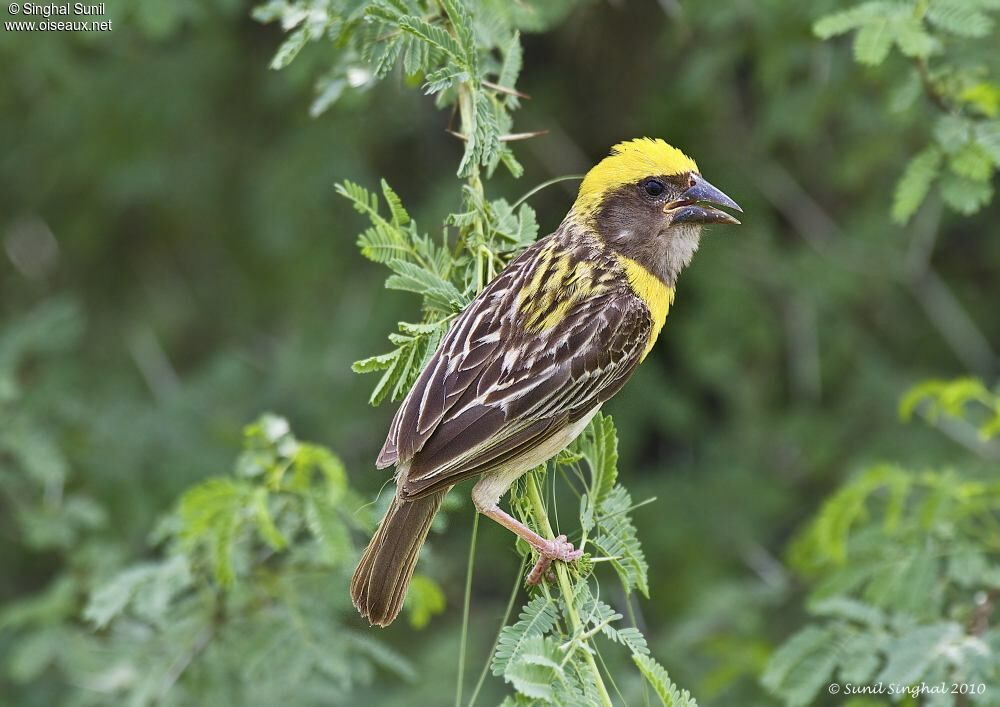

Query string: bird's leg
479 504 583 584
471 475 582 585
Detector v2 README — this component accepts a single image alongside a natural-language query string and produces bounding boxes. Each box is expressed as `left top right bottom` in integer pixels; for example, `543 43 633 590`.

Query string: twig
908 268 998 376
914 58 951 113
159 623 215 697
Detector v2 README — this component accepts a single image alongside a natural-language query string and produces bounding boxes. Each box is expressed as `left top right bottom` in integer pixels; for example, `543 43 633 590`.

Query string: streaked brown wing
398 285 651 499
376 239 542 469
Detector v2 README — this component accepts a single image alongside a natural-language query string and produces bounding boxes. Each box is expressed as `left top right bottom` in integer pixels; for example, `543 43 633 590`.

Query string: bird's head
572 138 741 285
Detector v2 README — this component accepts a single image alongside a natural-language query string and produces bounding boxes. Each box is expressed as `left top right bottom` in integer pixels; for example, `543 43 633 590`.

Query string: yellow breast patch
616 254 675 360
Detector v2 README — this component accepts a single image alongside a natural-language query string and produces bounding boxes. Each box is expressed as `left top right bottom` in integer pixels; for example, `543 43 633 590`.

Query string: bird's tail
350 489 446 627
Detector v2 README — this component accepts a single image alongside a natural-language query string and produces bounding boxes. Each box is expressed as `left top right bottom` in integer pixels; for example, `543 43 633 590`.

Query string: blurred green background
2 1 998 705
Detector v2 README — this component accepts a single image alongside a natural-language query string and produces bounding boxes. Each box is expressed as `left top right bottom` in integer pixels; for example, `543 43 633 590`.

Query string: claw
525 534 582 585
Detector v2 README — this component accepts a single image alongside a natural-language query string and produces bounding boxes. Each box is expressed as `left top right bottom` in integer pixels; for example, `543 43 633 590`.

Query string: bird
351 137 741 627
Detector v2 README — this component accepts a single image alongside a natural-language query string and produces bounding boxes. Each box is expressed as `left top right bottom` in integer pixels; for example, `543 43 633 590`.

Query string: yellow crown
573 138 699 217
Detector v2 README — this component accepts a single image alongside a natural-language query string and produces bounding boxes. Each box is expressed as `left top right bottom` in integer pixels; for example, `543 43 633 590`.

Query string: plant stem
524 470 614 707
449 20 611 705
455 513 479 707
457 84 492 294
467 553 527 707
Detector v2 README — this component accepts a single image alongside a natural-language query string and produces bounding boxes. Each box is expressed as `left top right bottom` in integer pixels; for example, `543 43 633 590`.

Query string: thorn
500 131 548 142
446 130 549 142
481 80 530 99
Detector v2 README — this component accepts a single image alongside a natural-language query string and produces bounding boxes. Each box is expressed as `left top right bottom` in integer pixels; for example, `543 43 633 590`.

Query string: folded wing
377 231 651 499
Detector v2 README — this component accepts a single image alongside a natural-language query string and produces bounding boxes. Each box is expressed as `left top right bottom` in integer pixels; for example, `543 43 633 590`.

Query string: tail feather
351 489 446 627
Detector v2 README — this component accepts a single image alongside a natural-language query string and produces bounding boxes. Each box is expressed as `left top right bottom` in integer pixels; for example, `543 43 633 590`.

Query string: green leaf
500 147 524 178
934 114 973 152
808 596 886 627
836 630 882 684
580 588 651 657
352 350 399 374
177 477 254 586
940 172 994 215
594 485 649 596
497 31 523 107
975 121 1000 163
946 545 991 587
310 75 347 117
252 487 286 550
633 654 698 707
423 66 466 94
960 82 1000 118
504 635 565 701
893 18 934 58
927 0 993 37
813 3 888 39
862 544 939 616
949 142 996 181
892 146 942 223
270 28 308 70
305 493 352 562
396 16 464 65
853 16 895 66
573 412 619 509
762 625 839 707
791 464 911 568
380 179 410 226
366 348 404 406
875 622 962 685
84 564 159 629
0 578 76 631
0 426 68 486
405 574 446 629
7 628 63 683
491 595 559 676
439 0 479 75
361 16 405 77
384 259 465 312
84 556 192 629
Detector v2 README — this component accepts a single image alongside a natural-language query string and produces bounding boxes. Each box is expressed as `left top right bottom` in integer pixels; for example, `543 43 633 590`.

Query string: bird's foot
525 535 583 585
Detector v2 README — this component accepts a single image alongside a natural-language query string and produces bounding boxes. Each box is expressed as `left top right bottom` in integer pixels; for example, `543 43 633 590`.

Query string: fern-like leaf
491 595 559 676
892 146 942 224
594 484 650 596
633 654 698 707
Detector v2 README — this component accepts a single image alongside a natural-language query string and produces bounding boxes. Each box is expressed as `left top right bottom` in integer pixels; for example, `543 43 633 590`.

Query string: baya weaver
352 138 741 626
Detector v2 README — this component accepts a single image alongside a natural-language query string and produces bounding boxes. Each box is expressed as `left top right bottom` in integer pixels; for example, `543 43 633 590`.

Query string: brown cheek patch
593 184 675 285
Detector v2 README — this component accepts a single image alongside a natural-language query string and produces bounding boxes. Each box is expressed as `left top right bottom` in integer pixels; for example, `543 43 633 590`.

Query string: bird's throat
616 254 675 360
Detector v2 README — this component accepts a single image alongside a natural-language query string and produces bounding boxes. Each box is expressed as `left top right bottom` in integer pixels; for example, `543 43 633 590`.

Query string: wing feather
376 225 653 498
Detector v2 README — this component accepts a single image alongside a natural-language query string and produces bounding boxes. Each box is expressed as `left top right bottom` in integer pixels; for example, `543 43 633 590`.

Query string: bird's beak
665 175 742 226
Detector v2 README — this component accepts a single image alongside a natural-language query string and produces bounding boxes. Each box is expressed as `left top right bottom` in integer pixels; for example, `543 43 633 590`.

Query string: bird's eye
643 179 665 197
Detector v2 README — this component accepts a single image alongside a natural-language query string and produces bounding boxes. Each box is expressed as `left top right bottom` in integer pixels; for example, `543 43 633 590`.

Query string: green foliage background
2 0 999 705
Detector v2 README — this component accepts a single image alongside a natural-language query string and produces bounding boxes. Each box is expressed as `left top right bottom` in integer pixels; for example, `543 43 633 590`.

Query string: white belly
470 406 601 509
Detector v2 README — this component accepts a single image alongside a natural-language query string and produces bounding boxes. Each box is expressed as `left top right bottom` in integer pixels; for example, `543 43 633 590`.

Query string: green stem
524 471 614 707
455 512 479 707
467 553 527 707
512 173 585 209
457 84 491 295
